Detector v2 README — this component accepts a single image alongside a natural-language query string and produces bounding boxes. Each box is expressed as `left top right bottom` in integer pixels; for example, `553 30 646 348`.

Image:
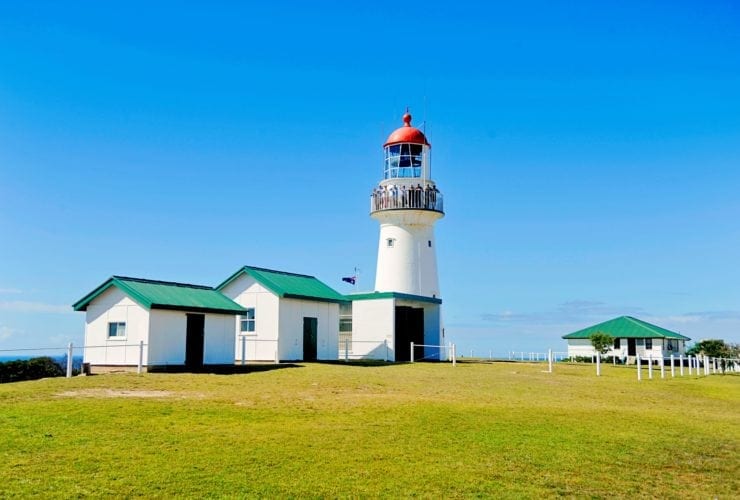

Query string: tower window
386 238 395 248
428 240 432 247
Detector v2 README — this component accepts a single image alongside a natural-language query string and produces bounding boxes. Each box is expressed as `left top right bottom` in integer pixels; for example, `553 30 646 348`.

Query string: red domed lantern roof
383 112 430 148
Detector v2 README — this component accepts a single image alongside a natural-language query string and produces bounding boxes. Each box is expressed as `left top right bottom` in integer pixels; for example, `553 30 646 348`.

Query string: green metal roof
216 266 346 303
347 291 442 305
73 276 247 315
562 316 690 341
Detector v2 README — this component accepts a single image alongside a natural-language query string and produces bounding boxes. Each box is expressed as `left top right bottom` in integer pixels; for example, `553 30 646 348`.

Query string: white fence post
670 354 675 377
452 344 457 367
648 355 653 379
344 339 349 362
470 349 473 358
410 342 414 363
548 348 553 373
489 350 492 361
679 354 684 376
66 342 73 378
688 355 693 375
596 353 601 376
704 356 710 376
637 354 641 381
138 340 144 374
660 357 665 379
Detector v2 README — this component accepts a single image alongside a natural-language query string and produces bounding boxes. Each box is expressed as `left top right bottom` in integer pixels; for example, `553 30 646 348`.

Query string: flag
342 276 356 285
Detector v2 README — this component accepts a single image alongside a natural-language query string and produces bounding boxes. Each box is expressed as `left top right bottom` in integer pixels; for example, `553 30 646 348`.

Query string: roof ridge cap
112 276 213 290
243 266 316 279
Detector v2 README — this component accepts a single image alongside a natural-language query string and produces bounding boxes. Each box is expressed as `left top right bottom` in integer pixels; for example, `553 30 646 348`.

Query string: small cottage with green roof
216 266 346 362
73 276 247 372
562 316 690 362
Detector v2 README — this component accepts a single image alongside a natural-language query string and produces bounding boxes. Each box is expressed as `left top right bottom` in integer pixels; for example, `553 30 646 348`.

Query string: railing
370 185 443 213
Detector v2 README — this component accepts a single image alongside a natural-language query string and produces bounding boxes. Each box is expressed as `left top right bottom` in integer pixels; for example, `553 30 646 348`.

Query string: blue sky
1 1 739 355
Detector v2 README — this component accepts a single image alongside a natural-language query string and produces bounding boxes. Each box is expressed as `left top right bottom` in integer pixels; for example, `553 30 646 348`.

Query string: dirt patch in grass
56 389 175 398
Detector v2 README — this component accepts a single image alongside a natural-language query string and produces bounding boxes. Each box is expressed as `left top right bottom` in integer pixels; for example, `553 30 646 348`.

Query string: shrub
0 357 65 384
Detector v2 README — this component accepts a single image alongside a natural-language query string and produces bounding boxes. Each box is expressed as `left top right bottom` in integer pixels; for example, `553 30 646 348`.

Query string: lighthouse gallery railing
370 186 444 213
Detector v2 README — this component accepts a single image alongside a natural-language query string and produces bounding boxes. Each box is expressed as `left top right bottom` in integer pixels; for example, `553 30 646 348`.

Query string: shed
216 266 346 361
73 276 246 372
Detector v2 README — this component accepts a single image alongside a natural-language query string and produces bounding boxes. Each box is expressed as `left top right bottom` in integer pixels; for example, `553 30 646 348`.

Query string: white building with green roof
73 276 247 372
562 316 690 362
216 266 345 362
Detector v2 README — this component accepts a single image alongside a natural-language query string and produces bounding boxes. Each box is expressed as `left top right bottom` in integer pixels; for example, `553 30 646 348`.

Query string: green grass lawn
1 361 738 498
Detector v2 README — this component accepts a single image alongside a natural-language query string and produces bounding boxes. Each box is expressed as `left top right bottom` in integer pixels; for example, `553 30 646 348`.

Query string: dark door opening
303 317 318 361
394 306 424 362
185 313 205 370
627 338 636 356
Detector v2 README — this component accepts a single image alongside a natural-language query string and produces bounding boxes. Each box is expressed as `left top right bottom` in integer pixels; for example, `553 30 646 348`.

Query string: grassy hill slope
1 362 738 497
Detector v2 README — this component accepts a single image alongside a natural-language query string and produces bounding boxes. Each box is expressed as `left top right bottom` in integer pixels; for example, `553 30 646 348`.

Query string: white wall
278 298 339 361
221 273 281 362
351 299 395 360
148 310 187 365
84 287 149 366
204 314 237 364
372 210 443 298
148 310 237 366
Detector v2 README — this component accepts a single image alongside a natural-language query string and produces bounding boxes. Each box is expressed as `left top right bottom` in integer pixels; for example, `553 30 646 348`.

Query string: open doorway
185 313 205 370
303 317 318 361
394 306 424 362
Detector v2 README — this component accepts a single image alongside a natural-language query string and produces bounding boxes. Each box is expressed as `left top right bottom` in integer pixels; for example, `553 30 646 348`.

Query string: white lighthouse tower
371 111 444 298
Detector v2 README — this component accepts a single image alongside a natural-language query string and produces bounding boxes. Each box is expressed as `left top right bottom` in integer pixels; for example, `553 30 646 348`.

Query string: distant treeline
0 356 80 384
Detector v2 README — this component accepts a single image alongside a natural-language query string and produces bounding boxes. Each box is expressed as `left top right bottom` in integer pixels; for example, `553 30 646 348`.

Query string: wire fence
3 341 739 381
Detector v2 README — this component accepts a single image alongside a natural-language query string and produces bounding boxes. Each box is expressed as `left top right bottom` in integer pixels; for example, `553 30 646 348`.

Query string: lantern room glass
384 143 423 179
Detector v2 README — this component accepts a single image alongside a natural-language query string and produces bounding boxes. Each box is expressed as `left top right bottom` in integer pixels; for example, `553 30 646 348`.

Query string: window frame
108 321 127 340
239 308 256 335
645 338 653 350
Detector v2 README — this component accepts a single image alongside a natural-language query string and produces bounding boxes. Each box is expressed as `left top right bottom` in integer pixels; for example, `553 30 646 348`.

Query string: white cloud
479 300 645 325
0 326 16 341
0 301 72 314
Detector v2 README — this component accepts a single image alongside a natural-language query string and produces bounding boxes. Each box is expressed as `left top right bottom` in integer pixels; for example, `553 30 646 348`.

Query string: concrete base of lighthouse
347 292 443 362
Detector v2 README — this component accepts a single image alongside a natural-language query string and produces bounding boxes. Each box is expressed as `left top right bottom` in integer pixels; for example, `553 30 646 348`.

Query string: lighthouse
370 111 444 298
345 111 444 362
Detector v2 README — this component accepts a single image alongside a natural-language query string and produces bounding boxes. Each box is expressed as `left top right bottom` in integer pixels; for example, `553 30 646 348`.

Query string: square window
108 322 126 338
387 238 395 248
645 338 653 350
428 240 432 247
240 308 256 333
